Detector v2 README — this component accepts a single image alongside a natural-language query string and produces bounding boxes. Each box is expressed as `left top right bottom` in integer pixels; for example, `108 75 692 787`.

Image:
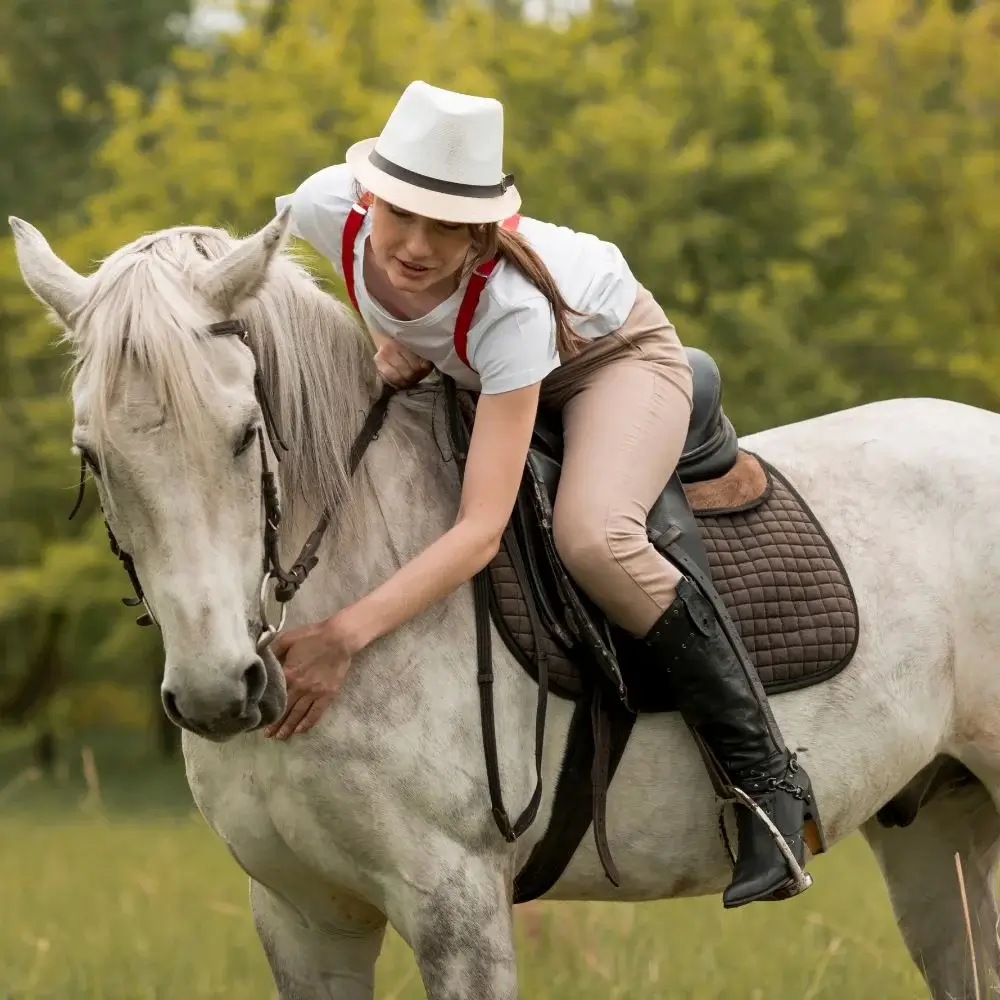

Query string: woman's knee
552 505 684 634
554 504 682 583
553 505 604 578
552 507 636 585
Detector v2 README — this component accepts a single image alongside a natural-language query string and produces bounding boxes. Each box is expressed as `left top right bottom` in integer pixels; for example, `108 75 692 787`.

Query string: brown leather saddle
442 345 860 903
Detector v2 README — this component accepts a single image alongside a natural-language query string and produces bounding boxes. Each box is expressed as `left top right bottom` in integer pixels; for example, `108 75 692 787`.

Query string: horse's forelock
69 222 382 538
71 227 233 462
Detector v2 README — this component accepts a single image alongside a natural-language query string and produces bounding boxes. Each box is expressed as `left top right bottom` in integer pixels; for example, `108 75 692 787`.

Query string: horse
11 207 1000 999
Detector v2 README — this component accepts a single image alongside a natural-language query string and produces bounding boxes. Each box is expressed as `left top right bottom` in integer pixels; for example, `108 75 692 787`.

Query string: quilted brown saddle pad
486 449 859 703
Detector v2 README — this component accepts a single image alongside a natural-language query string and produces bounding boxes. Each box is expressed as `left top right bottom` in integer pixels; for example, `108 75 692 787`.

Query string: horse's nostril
243 658 267 705
162 688 181 723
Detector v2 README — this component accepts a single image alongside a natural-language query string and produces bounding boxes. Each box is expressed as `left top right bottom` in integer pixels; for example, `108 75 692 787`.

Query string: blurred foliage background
0 0 997 771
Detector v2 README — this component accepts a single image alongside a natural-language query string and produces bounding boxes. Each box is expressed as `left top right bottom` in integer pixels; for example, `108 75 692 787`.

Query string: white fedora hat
345 80 521 225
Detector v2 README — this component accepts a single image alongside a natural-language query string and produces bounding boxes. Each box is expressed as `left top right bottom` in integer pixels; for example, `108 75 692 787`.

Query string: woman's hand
374 339 433 389
262 616 356 740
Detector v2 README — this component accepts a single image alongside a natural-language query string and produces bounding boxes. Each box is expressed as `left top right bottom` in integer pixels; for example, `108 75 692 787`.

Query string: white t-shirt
275 163 638 394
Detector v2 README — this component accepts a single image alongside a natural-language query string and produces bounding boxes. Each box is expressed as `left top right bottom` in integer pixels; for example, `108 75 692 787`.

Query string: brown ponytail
469 223 589 360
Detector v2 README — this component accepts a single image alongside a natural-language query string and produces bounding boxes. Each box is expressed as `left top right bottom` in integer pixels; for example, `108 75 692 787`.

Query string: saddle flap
522 450 626 698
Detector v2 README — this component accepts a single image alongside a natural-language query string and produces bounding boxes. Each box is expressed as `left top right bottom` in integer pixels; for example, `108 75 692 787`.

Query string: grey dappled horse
11 208 1000 999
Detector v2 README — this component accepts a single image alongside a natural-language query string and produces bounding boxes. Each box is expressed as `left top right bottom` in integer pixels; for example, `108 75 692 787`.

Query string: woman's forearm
332 520 499 653
332 383 541 657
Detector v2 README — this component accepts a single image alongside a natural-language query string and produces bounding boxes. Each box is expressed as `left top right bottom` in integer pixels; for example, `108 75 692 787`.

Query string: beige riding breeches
540 283 694 638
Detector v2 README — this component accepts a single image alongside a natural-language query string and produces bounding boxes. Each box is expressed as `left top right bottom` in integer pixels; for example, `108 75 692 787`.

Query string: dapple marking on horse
11 208 1000 999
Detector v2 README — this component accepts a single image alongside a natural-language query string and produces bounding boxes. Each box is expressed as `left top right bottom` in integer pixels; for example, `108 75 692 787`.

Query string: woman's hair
352 182 588 359
468 222 588 359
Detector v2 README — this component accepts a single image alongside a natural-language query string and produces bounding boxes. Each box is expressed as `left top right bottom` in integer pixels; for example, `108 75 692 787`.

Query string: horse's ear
8 216 91 329
200 207 292 315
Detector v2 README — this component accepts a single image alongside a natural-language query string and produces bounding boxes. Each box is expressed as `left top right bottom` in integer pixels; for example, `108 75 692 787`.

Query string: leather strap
339 202 521 372
513 688 635 902
443 375 547 846
262 382 395 603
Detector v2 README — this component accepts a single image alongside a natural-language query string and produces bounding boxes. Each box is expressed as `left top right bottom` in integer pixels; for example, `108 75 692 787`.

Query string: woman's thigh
551 354 693 636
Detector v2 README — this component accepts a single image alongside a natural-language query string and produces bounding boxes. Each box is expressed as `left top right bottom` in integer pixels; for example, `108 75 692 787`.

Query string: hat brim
345 138 521 225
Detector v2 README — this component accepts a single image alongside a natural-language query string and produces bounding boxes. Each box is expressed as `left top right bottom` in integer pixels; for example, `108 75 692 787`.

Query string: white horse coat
11 209 1000 999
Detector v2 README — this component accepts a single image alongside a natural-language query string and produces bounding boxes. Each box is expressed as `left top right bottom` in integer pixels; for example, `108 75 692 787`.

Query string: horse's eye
234 425 257 457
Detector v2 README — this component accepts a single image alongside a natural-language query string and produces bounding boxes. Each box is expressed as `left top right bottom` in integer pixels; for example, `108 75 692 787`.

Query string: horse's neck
280 392 458 624
270 381 542 823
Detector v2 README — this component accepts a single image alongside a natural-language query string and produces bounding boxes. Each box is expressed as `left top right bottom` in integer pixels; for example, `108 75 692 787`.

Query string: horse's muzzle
161 652 284 740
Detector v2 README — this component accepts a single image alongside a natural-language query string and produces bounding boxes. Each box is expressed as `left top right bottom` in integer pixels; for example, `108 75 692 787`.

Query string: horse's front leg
250 878 387 1000
391 858 519 1000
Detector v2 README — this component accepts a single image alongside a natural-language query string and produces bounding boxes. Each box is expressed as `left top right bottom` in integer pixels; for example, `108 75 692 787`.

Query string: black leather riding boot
644 577 823 908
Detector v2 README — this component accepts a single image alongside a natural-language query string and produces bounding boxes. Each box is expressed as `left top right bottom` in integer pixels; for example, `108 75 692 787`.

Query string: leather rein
69 317 395 650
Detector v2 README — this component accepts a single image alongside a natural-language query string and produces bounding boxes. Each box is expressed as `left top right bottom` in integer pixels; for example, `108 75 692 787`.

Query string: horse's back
741 396 1000 504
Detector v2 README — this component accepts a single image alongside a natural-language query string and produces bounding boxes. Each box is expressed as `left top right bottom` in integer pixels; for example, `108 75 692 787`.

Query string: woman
264 80 818 908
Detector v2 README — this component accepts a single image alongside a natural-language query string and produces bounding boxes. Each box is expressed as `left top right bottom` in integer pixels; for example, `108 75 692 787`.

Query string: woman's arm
332 380 542 653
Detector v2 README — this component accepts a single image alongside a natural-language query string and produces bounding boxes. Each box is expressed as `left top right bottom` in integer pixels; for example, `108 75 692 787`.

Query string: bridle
69 317 396 651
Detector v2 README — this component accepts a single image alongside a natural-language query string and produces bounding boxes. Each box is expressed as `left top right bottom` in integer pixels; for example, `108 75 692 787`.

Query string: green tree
0 0 193 222
0 0 193 739
2 0 998 742
486 0 865 429
828 0 1000 406
0 0 468 734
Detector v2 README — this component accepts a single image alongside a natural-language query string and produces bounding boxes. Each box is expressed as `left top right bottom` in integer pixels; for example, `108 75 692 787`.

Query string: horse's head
8 211 300 741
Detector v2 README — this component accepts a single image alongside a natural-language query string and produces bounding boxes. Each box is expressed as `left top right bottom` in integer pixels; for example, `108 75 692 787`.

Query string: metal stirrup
726 786 814 896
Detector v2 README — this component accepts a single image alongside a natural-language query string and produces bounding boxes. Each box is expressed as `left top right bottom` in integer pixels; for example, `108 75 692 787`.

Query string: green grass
0 731 933 999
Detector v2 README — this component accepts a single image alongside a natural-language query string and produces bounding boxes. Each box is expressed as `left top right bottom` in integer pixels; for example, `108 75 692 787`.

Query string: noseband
69 317 395 651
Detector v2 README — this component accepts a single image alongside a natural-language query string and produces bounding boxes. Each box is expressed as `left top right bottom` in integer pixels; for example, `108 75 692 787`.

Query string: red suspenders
340 194 520 370
341 195 371 315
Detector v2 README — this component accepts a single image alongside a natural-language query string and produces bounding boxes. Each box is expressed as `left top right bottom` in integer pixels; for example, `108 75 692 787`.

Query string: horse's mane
68 223 397 531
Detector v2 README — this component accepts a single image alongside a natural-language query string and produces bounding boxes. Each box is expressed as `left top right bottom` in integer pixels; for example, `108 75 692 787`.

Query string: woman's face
369 198 473 294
